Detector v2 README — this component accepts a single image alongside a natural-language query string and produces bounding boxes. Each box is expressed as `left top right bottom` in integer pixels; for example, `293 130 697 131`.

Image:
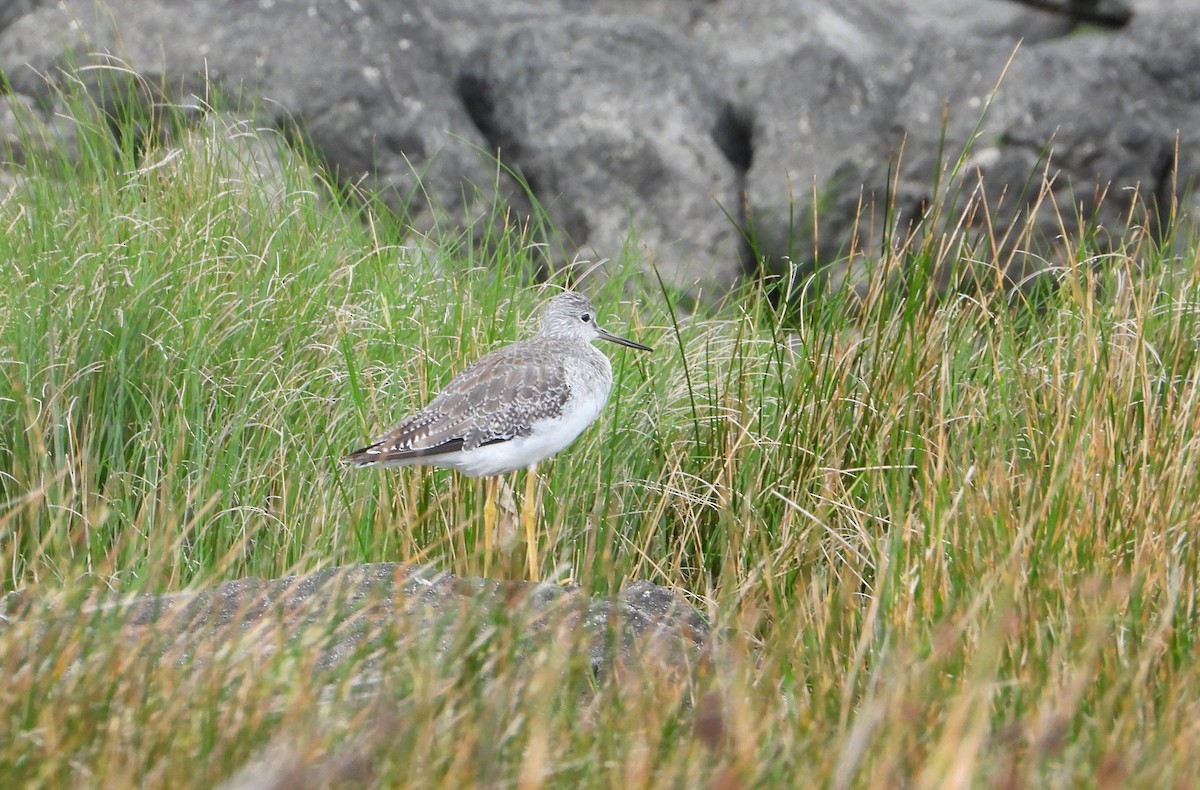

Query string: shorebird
345 292 652 579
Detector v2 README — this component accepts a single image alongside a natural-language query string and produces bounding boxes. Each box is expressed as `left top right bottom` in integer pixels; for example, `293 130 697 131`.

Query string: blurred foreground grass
1 96 1199 787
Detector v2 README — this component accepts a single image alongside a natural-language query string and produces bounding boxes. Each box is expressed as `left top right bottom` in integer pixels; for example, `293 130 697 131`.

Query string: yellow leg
523 464 539 581
482 476 497 577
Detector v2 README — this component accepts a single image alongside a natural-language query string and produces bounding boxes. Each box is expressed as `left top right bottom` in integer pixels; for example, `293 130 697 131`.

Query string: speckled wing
345 339 572 465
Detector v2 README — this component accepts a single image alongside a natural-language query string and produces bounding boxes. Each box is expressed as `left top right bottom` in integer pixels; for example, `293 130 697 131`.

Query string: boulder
458 17 749 299
1 563 711 684
0 0 514 231
2 0 1199 298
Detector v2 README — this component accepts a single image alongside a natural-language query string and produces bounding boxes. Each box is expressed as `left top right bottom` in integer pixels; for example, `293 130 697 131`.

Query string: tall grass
2 87 1200 786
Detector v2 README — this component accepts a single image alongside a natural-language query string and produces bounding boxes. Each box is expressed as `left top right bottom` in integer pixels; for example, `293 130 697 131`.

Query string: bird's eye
580 313 591 323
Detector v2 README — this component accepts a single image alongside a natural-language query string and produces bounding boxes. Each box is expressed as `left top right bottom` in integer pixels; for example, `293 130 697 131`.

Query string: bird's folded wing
353 340 572 460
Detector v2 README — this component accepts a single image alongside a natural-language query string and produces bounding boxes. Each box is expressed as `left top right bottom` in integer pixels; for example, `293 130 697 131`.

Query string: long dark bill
597 327 652 352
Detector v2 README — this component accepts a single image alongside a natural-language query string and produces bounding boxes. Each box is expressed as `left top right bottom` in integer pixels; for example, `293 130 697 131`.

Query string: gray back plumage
346 293 618 465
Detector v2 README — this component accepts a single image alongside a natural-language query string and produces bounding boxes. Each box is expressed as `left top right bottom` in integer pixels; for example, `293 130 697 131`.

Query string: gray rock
905 0 1134 41
0 0 512 231
1121 10 1200 245
0 0 44 35
459 16 749 298
906 0 1075 41
1 0 1198 299
1 563 711 684
887 26 1184 288
741 36 899 291
0 90 79 167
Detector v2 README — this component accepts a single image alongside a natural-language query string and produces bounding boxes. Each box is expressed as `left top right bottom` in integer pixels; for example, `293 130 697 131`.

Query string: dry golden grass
1 91 1199 787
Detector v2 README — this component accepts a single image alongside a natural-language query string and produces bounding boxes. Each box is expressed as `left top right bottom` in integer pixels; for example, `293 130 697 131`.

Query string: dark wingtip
342 446 377 467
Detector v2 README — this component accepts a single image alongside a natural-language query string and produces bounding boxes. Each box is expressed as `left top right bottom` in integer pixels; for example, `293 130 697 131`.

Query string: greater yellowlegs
345 292 652 579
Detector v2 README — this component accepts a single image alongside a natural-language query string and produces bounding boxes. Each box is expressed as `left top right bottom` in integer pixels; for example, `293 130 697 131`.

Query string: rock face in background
457 17 751 294
0 0 44 34
0 0 1194 299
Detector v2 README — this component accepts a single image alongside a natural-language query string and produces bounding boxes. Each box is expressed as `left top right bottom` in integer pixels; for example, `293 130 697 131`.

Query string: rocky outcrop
0 563 710 685
0 1 513 233
0 0 1195 298
457 17 751 296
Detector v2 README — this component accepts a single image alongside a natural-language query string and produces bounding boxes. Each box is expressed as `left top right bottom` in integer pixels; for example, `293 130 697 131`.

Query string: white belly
442 386 609 477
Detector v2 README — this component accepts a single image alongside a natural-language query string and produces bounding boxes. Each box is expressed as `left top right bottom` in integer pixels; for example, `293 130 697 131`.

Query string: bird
345 291 652 579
